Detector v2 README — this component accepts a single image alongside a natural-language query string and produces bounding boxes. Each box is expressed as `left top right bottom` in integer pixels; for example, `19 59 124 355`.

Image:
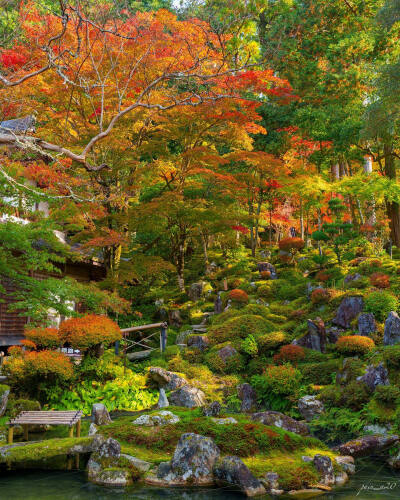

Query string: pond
0 458 399 500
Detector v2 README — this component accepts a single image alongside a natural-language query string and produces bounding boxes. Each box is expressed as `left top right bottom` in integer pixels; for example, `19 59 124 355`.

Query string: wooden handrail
121 322 167 334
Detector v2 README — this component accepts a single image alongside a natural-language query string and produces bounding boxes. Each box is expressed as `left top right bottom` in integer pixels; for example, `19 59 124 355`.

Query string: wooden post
7 426 13 444
67 456 73 470
76 419 81 438
160 324 167 353
75 454 80 470
23 425 29 441
69 425 74 438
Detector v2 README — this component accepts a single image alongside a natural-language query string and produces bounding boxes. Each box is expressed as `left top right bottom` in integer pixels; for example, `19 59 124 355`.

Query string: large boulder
358 313 376 336
298 395 325 422
217 344 239 362
257 262 277 279
293 318 326 352
251 411 309 436
187 335 210 352
120 454 151 472
150 433 220 486
169 385 206 408
313 454 335 486
91 403 112 426
203 401 222 417
333 296 364 329
132 411 180 426
188 282 204 301
339 434 399 457
0 386 9 417
344 273 363 286
87 438 132 487
213 456 266 497
357 363 389 392
237 383 258 413
384 311 400 345
335 456 355 475
148 367 187 391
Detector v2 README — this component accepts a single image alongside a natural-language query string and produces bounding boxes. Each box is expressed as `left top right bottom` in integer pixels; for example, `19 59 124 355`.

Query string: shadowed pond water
0 458 399 499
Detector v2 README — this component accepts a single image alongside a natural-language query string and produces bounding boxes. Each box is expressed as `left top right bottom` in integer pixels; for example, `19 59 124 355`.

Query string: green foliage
309 407 365 444
256 331 286 353
7 398 41 418
207 314 274 345
373 385 400 408
301 360 340 385
364 291 398 322
383 345 400 370
205 343 245 374
241 334 258 357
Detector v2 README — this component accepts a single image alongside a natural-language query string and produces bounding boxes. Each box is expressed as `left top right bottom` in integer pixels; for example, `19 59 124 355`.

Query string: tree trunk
299 199 304 240
384 144 400 246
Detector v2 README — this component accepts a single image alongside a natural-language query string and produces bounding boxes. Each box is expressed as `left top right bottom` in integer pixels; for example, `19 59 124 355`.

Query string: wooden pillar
7 426 13 444
75 454 80 470
76 420 81 438
67 456 73 470
23 425 29 441
69 425 74 438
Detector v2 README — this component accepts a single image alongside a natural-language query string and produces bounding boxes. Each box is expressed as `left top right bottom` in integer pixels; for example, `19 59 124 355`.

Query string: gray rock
335 470 349 486
357 363 389 392
213 456 266 497
298 395 325 422
257 262 277 279
263 471 280 492
217 344 238 362
335 456 355 475
187 335 210 352
339 434 399 457
294 318 326 352
252 411 309 436
313 454 335 486
358 313 376 336
133 411 180 426
384 311 400 345
237 383 258 413
176 330 193 345
121 454 151 472
344 273 363 286
169 309 182 327
203 401 221 417
88 423 98 436
157 388 169 409
169 385 206 408
148 367 187 391
157 433 220 485
87 437 128 486
91 403 112 426
211 417 238 425
0 387 9 417
214 293 223 314
363 424 391 435
302 456 313 463
97 437 121 459
333 296 364 329
127 350 152 361
188 282 204 301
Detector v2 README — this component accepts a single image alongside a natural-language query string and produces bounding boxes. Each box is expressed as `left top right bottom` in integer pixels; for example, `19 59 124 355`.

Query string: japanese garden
1 0 400 498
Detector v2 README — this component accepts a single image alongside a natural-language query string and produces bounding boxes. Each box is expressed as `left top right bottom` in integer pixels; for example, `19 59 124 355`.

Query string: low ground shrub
373 385 400 408
309 407 365 444
228 288 249 304
207 315 274 345
205 343 245 374
301 360 340 385
383 345 400 370
273 345 305 365
311 288 331 305
370 272 390 289
336 335 375 355
257 331 286 353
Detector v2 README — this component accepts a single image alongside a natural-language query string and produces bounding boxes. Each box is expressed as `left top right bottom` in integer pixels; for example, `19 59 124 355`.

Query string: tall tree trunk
248 200 256 257
364 156 376 225
299 198 304 240
201 233 209 274
384 144 400 246
176 242 185 292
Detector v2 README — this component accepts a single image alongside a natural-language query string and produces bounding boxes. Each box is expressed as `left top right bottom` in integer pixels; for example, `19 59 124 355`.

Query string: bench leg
8 426 13 444
76 420 81 438
23 425 29 441
68 425 74 438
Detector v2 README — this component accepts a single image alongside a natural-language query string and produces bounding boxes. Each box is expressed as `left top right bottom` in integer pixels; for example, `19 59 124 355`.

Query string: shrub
228 288 249 304
311 288 331 305
208 315 274 345
373 385 400 408
340 380 371 410
242 304 270 318
251 364 302 411
370 272 390 289
257 282 274 299
273 345 305 365
24 350 74 381
25 327 61 349
315 270 330 282
309 407 365 444
279 237 305 253
20 339 37 350
59 314 121 356
364 291 398 322
7 398 41 418
257 331 286 352
302 360 340 385
260 270 271 279
241 335 258 357
336 335 375 355
383 345 400 370
205 344 245 374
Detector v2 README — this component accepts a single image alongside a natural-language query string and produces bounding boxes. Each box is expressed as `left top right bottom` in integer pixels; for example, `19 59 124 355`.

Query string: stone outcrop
293 318 326 352
148 367 187 391
87 437 133 487
217 344 238 362
91 403 112 426
120 454 151 472
339 434 399 457
384 311 400 345
214 293 223 314
157 388 169 409
203 401 221 417
169 385 206 408
187 334 210 352
132 411 180 426
213 455 266 497
357 363 389 392
335 456 355 475
188 282 205 301
148 433 220 486
0 386 9 417
251 411 309 436
211 417 238 425
333 296 364 329
237 383 258 413
344 273 363 286
257 262 277 279
298 395 325 422
313 454 335 486
358 313 376 336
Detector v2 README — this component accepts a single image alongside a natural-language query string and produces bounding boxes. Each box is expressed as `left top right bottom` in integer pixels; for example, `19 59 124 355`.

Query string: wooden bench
7 410 83 444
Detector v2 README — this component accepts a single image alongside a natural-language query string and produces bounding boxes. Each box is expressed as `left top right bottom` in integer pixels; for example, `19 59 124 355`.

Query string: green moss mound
208 314 275 345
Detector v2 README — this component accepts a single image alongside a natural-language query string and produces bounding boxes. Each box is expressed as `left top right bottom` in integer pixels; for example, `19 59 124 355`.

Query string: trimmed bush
311 288 331 305
364 291 398 322
207 315 275 345
336 335 375 355
273 345 305 365
228 288 249 304
370 272 390 289
205 343 245 374
25 327 61 349
257 331 286 352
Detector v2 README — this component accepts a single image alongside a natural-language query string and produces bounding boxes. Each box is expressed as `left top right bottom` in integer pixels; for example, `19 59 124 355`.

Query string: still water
0 459 399 499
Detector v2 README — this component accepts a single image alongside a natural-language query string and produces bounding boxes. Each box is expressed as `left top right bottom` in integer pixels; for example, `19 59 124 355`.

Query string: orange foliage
273 345 305 365
24 350 73 380
336 335 375 355
228 289 249 304
370 273 390 289
311 288 331 304
25 327 61 349
59 314 121 350
20 339 37 350
279 237 305 252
